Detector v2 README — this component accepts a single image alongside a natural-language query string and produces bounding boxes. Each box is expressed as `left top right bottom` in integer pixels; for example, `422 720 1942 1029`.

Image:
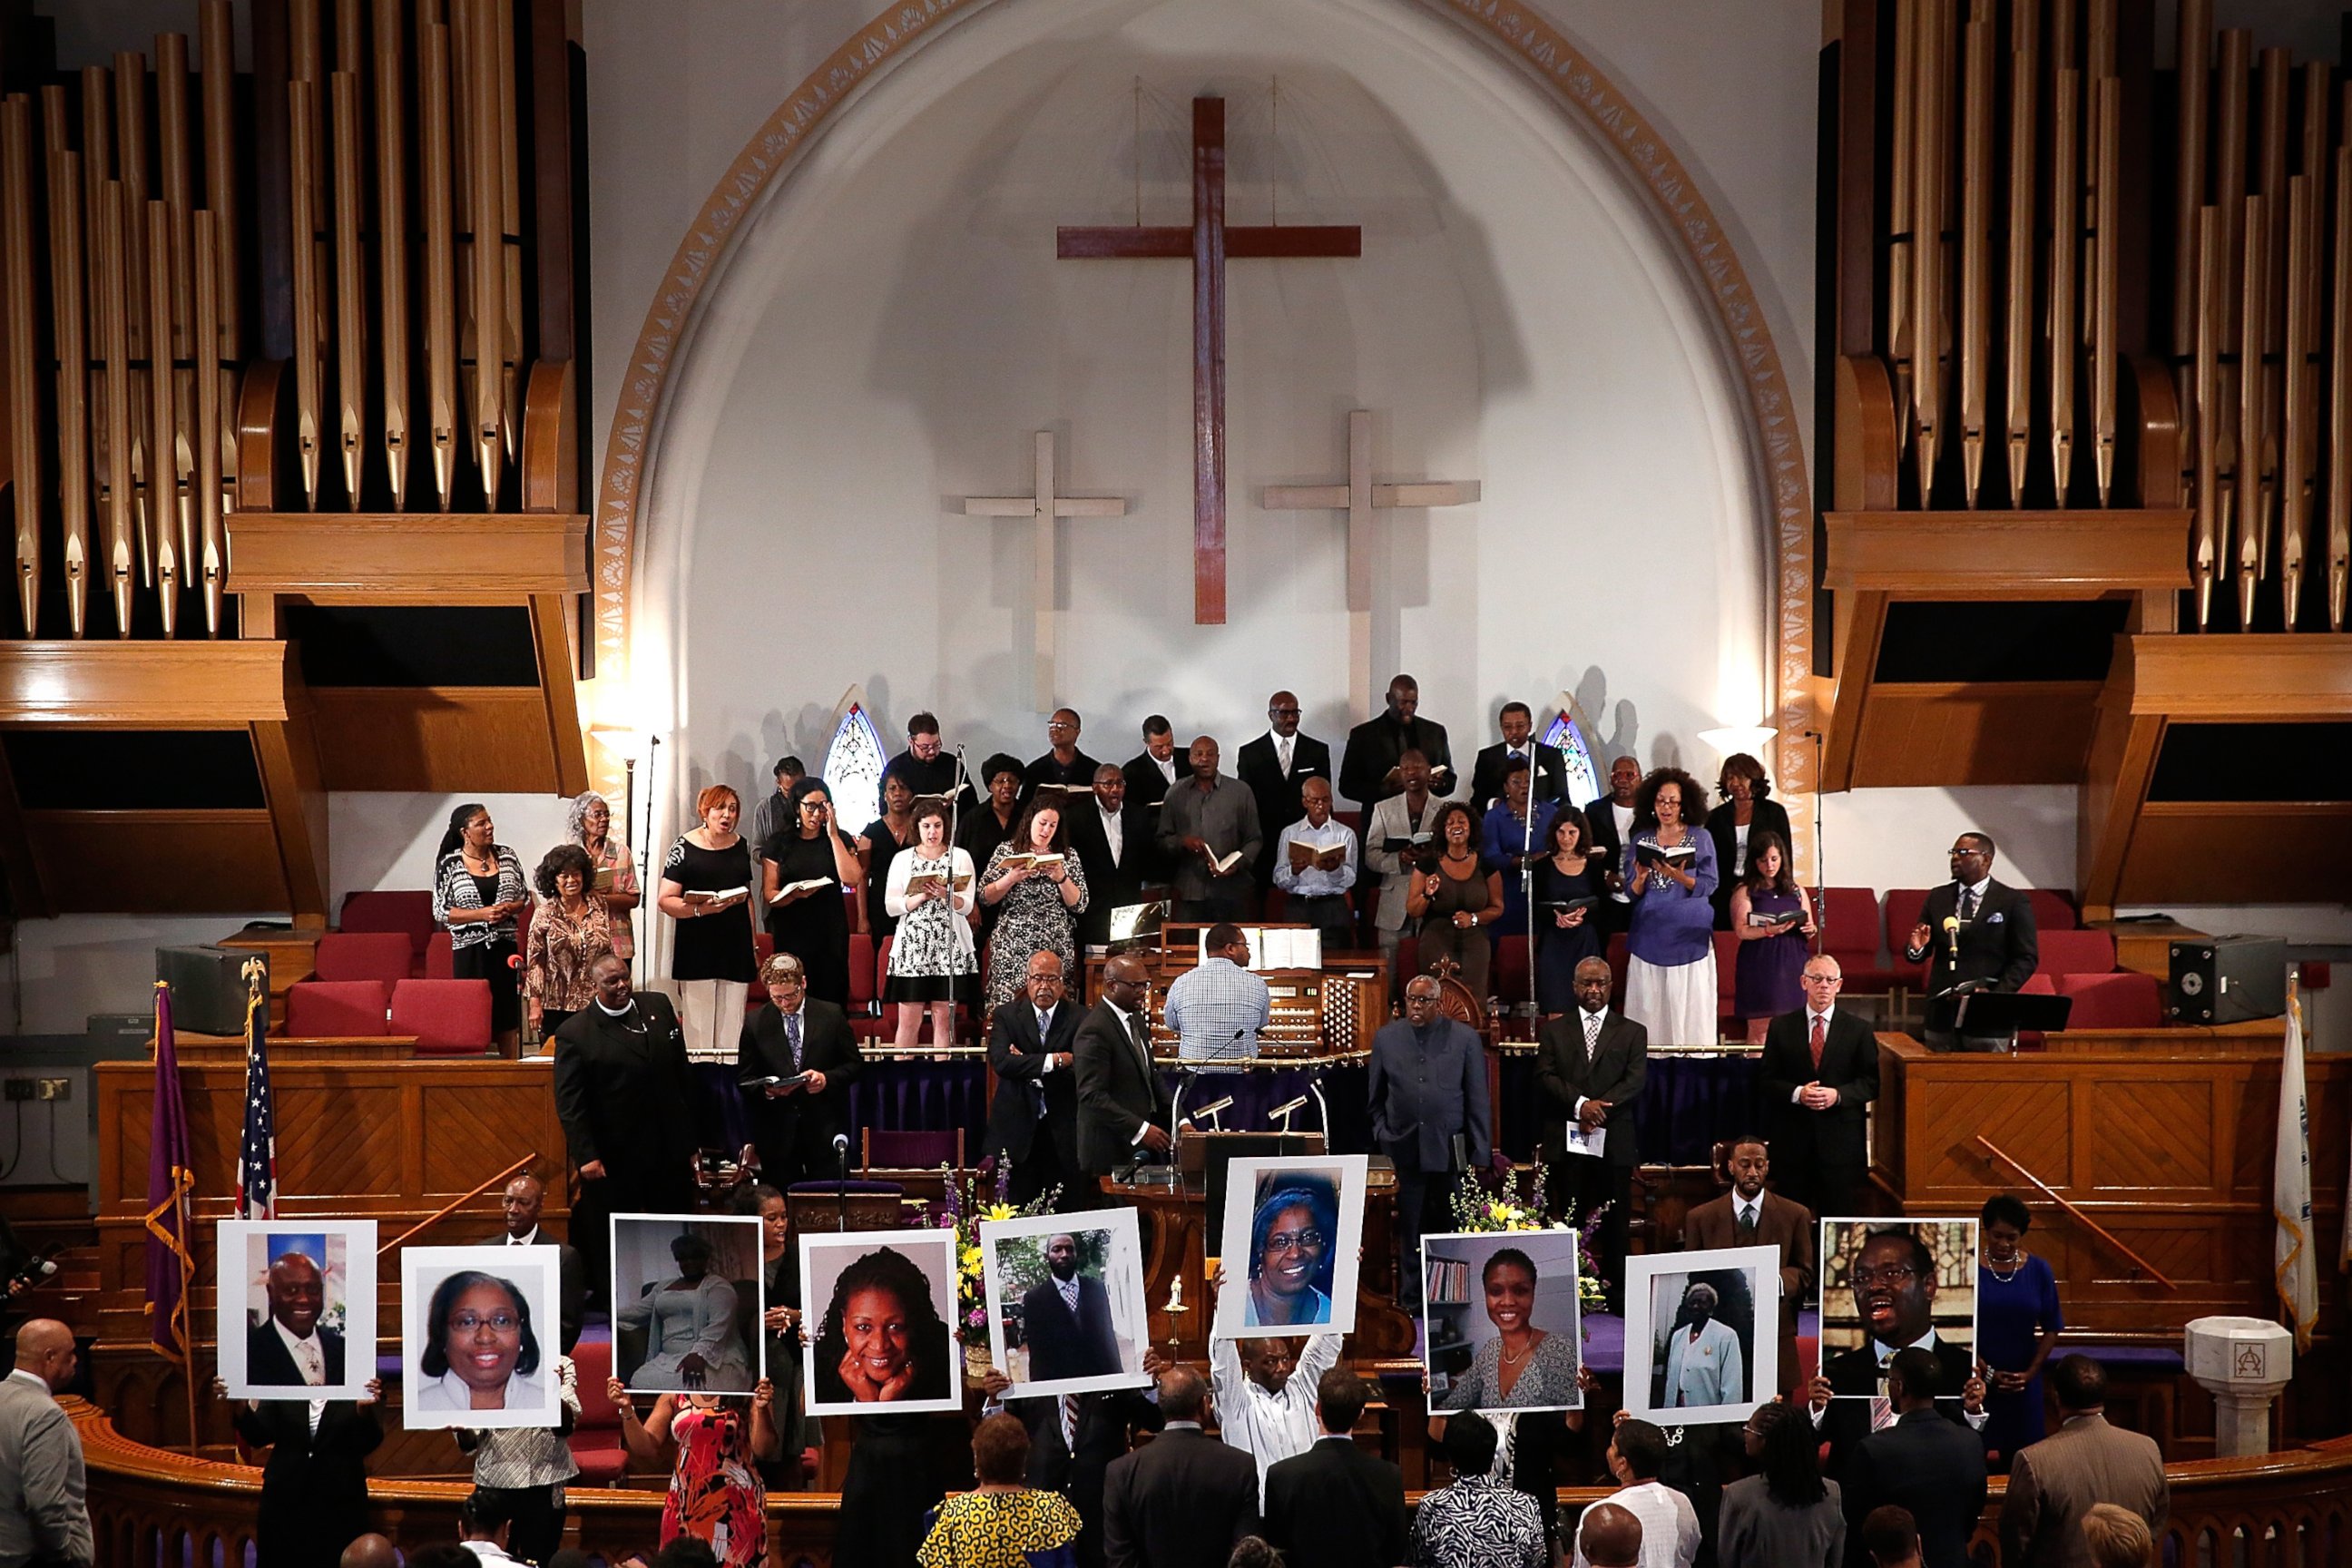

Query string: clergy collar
593 995 636 1018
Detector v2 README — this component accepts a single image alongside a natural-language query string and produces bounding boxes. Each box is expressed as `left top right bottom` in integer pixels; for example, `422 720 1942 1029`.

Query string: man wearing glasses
1902 833 2039 1051
1024 709 1102 802
1808 1229 1987 1472
736 951 865 1186
1237 691 1332 891
1760 956 1877 1220
1368 975 1490 1313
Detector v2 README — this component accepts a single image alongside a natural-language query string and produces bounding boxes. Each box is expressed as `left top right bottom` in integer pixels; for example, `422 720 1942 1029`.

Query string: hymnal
592 865 618 894
1633 841 1698 868
996 853 1065 874
1287 840 1348 874
1378 832 1435 854
904 867 973 895
739 1072 810 1093
1538 897 1601 915
1209 848 1249 875
768 878 832 904
1746 908 1802 929
687 886 749 905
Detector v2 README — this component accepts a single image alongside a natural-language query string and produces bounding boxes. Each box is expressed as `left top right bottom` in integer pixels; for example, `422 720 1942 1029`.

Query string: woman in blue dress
1727 831 1814 1044
1975 1192 2063 1467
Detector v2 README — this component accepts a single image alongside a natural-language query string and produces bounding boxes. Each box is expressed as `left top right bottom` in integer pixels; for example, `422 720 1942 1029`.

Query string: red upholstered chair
1882 887 1932 988
1493 936 1530 1009
1261 887 1289 923
338 890 436 969
1819 887 1895 992
285 980 392 1037
566 1339 626 1485
2056 970 2163 1029
749 932 775 1004
389 978 494 1055
423 930 455 978
846 934 887 1041
2036 927 2117 980
2027 888 2080 931
311 931 414 985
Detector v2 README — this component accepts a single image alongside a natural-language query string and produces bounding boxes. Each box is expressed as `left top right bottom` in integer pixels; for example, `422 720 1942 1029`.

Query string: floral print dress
660 1404 765 1567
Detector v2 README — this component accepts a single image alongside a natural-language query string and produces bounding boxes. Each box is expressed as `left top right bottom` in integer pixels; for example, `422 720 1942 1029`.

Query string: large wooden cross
1058 96 1360 624
1262 409 1482 720
962 431 1130 709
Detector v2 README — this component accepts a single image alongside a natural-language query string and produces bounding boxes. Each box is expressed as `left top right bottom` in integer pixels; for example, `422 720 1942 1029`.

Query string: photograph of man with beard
1018 1231 1122 1383
1810 1221 1987 1469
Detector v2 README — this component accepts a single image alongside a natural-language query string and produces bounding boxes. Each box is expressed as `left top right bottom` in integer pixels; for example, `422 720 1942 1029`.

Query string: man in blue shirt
1163 923 1270 1074
1271 778 1358 954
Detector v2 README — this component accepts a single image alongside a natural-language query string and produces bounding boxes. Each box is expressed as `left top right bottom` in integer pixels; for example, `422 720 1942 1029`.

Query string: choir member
1338 673 1457 817
657 786 758 1061
759 777 862 1008
1237 691 1332 889
1122 715 1181 820
433 803 529 1054
1703 752 1794 930
1469 701 1571 811
1622 768 1720 1048
1270 778 1357 954
1024 709 1101 799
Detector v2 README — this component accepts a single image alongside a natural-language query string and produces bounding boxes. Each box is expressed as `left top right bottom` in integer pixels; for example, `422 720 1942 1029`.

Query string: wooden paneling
1848 681 2104 783
308 686 573 791
2116 804 2352 903
2115 633 2352 717
1824 509 2192 593
24 810 290 913
224 512 590 598
0 642 291 723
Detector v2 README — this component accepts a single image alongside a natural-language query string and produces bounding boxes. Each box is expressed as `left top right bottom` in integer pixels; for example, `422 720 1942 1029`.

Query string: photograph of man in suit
1368 975 1491 1312
1901 833 2040 1051
1535 956 1648 1280
736 951 865 1187
988 951 1084 1208
1759 956 1878 1222
1809 1227 1987 1472
1074 955 1174 1181
1657 1281 1746 1410
247 1246 346 1390
1017 1232 1124 1384
1683 1133 1815 1384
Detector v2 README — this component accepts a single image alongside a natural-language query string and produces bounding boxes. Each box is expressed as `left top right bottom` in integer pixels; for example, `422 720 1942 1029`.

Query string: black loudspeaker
156 946 266 1035
2169 935 2287 1024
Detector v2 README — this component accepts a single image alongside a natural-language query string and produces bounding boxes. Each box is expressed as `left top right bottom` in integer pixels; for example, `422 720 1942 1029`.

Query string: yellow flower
985 1203 1019 1222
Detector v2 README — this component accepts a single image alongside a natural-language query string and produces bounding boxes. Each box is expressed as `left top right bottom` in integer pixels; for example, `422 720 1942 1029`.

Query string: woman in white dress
881 799 977 1048
619 1234 754 1392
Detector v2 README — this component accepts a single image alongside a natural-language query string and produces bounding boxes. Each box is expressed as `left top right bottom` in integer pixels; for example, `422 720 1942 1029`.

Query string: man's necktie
1959 886 1978 922
296 1338 324 1387
1129 1014 1152 1073
1583 1012 1601 1062
1809 1014 1826 1072
786 1009 803 1070
1737 1205 1759 1241
1061 1393 1081 1449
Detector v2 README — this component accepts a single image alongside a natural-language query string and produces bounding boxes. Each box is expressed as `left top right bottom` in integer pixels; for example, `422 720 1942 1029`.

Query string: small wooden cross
1262 409 1481 720
962 431 1130 710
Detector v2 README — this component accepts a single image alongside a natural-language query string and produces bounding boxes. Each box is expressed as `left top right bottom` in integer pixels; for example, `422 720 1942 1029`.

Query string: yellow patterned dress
916 1487 1083 1568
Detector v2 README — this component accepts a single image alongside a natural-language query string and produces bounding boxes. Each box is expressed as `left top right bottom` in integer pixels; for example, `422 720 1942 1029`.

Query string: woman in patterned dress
979 799 1089 1013
567 789 640 966
523 843 612 1043
916 1413 1082 1568
433 802 531 1052
883 798 978 1047
609 1375 780 1568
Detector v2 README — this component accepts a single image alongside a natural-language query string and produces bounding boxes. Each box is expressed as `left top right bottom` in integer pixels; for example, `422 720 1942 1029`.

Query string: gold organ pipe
96 184 134 637
80 67 112 573
2214 34 2250 391
288 77 322 506
1887 0 1916 444
2279 175 2314 627
44 104 89 637
193 210 223 634
1957 5 1992 507
4 97 41 633
449 0 476 467
2255 49 2288 351
496 0 521 461
146 201 180 636
2330 131 2350 630
468 0 504 499
2250 48 2288 580
2082 0 2115 355
157 32 198 584
2049 65 2080 501
2171 0 2208 487
337 0 365 71
2003 0 2036 505
201 1 240 360
331 72 366 505
2092 77 2120 508
376 0 411 509
1911 0 1950 502
2238 191 2267 626
79 70 110 260
113 54 150 362
2194 207 2223 624
422 19 458 510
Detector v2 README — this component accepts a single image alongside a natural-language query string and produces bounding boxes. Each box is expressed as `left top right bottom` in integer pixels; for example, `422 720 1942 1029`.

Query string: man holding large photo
1808 1229 1987 1473
1021 1233 1123 1383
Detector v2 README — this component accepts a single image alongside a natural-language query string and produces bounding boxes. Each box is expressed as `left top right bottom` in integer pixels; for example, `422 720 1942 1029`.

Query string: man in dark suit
988 951 1085 1207
1901 832 2040 1050
1020 1231 1123 1382
1808 1229 1987 1475
1367 975 1491 1311
736 951 866 1186
1469 701 1571 812
245 1250 347 1389
1843 1348 1990 1568
1025 708 1102 801
1235 691 1332 889
552 955 701 1297
1070 764 1155 948
1073 954 1174 1183
1338 673 1455 817
220 1370 384 1568
1263 1368 1407 1568
1583 753 1643 939
1535 956 1647 1279
1759 955 1880 1221
1683 1132 1815 1394
487 1171 585 1354
1102 1364 1260 1568
1122 716 1181 824
989 1352 1169 1568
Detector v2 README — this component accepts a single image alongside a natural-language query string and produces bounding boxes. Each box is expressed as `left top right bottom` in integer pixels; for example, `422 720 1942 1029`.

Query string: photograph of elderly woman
612 1215 763 1395
1211 1156 1369 1339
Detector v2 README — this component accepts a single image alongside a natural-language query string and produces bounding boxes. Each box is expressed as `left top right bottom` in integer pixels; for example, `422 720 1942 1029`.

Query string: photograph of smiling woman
801 1228 965 1415
1212 1155 1370 1340
399 1245 563 1429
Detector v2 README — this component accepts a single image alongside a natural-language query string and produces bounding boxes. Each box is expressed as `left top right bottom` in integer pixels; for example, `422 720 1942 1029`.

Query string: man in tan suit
1998 1357 2167 1568
1682 1132 1814 1396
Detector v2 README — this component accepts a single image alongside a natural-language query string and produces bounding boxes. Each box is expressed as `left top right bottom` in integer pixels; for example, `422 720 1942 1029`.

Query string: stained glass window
822 698 887 830
1543 709 1602 807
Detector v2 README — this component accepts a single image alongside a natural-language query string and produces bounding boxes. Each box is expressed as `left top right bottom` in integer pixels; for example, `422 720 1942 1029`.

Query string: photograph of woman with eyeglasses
1212 1157 1369 1338
401 1247 562 1428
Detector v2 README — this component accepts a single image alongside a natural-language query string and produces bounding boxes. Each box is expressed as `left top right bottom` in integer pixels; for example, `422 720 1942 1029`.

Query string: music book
1378 832 1435 854
768 878 832 904
739 1072 810 1092
1209 849 1249 875
1633 841 1698 868
592 865 618 894
904 868 973 895
908 793 958 811
687 886 749 904
1539 897 1601 915
997 853 1065 874
1287 840 1349 874
1746 908 1802 929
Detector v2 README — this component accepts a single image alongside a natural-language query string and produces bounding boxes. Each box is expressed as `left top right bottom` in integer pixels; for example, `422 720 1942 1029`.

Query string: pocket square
1987 912 2005 924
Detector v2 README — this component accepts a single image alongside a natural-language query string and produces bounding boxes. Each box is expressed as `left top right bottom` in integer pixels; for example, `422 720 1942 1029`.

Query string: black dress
664 836 757 983
1532 858 1603 1014
761 828 855 1006
838 1413 948 1568
861 815 914 939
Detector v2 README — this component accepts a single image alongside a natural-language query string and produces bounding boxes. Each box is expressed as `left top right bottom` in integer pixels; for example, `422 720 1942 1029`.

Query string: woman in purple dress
1975 1193 2064 1468
1727 831 1815 1044
1623 768 1720 1048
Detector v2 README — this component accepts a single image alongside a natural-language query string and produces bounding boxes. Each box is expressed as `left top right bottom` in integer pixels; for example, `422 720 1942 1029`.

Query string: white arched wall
627 0 1774 838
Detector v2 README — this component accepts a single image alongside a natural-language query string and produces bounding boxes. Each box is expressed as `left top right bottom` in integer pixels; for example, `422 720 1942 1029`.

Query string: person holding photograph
1437 1249 1581 1415
1241 1181 1338 1328
1660 1281 1745 1411
246 1248 346 1389
213 1372 384 1568
1975 1194 2065 1464
1683 1133 1813 1391
811 1246 954 1405
1207 1266 1343 1502
1808 1230 1987 1474
916 1413 1083 1568
618 1235 753 1394
1581 1418 1700 1568
1841 1349 1990 1568
745 1186 815 1489
1019 1232 1122 1384
453 1356 581 1564
1716 1402 1843 1568
414 1269 548 1414
608 1376 780 1568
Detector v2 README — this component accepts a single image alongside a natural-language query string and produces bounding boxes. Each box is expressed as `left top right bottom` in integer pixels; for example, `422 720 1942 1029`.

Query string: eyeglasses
1948 847 1988 858
450 1312 520 1334
1264 1229 1327 1254
1851 1264 1919 1289
1026 974 1064 988
1269 707 1301 717
1047 720 1077 732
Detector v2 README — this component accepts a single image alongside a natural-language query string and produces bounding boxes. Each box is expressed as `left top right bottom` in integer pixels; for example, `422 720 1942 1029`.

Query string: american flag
237 965 277 1220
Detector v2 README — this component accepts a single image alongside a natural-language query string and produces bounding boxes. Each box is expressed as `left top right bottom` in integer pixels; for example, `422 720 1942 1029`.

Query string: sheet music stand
1926 989 2073 1050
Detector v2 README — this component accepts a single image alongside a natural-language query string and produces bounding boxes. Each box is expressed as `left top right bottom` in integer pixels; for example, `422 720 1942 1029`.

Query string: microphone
1269 1094 1310 1121
6 1255 57 1295
1941 915 1962 962
832 1132 850 1162
1191 1094 1236 1120
507 954 524 970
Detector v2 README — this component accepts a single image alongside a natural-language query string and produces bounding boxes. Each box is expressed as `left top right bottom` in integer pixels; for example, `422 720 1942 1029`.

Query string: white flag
2274 977 2315 1350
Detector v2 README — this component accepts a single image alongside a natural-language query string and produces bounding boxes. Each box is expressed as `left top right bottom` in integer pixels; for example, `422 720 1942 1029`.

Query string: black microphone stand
834 1134 851 1232
942 744 969 1048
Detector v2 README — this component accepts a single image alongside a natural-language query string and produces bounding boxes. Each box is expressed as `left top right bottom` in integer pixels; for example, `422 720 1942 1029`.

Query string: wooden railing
70 1397 2352 1568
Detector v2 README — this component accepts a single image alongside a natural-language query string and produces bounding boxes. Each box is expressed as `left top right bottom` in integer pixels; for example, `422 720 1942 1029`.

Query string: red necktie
1809 1014 1826 1072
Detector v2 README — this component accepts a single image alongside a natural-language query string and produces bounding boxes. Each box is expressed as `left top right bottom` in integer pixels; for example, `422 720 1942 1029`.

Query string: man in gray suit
1998 1357 2167 1568
1367 975 1491 1312
0 1318 93 1567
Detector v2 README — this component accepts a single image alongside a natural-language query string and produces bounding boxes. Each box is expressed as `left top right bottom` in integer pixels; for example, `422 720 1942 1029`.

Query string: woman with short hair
1407 800 1505 1002
915 1413 1083 1568
1703 752 1794 930
658 785 757 1061
434 803 530 1052
567 789 640 965
524 843 613 1042
1977 1192 2064 1464
760 776 863 1007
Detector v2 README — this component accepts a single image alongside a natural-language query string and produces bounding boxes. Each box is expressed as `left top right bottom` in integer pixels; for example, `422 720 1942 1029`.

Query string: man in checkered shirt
1163 924 1269 1074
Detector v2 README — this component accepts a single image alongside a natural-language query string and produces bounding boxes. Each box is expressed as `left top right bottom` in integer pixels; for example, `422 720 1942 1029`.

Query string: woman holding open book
659 785 758 1062
761 778 865 1007
1623 767 1720 1047
1531 806 1602 1015
1728 831 1813 1043
568 789 640 965
1407 800 1505 1002
882 799 978 1047
978 799 1090 1012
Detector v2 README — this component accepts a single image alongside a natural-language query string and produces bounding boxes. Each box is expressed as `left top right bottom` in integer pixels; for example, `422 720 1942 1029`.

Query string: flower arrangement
1447 1162 1612 1313
928 1158 1060 1342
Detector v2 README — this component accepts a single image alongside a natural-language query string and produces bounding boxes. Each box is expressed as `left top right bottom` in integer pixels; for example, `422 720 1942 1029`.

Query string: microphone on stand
1941 915 1962 964
833 1132 851 1232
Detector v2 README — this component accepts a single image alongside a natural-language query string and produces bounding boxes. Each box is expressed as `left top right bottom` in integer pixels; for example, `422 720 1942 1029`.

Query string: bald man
484 1172 584 1353
0 1319 92 1567
247 1249 347 1388
338 1535 398 1568
1576 1502 1645 1568
1102 1364 1261 1567
1074 954 1176 1186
